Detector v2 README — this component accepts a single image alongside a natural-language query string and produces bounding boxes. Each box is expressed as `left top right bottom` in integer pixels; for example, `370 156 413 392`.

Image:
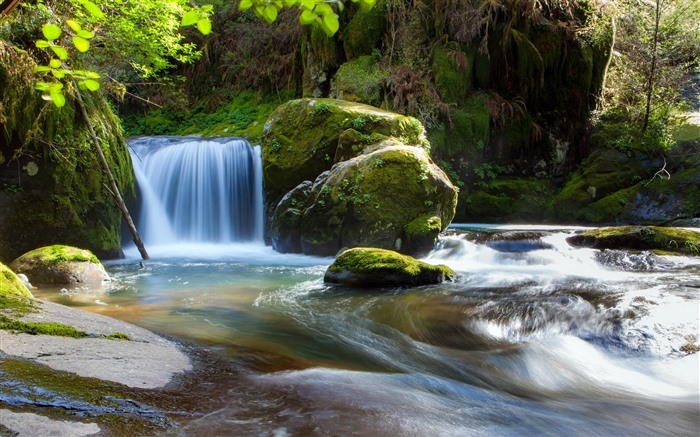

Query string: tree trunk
642 0 662 133
73 84 150 260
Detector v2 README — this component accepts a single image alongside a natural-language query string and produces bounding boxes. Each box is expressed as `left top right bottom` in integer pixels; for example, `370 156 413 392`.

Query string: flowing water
29 138 700 436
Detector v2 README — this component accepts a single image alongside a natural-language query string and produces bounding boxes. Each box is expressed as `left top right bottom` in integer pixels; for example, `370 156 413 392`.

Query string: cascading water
127 136 264 247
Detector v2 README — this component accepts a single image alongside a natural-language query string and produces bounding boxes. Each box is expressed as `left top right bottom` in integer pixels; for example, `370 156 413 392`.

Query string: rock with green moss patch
295 143 457 256
342 1 387 60
324 247 455 287
262 98 428 207
566 226 700 256
0 263 33 299
330 55 389 107
10 245 109 285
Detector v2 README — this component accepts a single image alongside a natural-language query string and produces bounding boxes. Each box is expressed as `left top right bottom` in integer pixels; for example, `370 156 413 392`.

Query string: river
30 225 700 436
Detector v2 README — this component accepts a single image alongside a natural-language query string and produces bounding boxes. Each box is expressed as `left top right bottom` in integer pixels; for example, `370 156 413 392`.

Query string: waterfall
128 136 264 245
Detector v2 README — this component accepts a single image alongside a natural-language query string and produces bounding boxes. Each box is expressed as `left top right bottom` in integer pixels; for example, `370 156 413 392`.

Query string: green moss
458 178 554 223
14 245 100 265
568 226 700 256
100 332 132 341
405 215 442 237
429 95 490 161
432 42 472 104
0 315 87 338
325 247 455 287
342 1 387 59
331 55 389 107
0 262 32 299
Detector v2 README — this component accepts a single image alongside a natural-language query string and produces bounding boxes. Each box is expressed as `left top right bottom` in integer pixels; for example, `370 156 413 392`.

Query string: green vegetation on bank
567 226 700 256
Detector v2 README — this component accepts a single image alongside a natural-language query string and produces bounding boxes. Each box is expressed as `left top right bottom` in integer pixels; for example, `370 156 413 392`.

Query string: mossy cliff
265 99 457 256
0 41 134 263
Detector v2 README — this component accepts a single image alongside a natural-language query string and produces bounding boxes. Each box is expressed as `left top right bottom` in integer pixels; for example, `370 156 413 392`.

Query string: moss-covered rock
0 42 134 263
262 98 428 207
10 245 109 285
432 42 472 104
566 226 700 256
0 263 32 299
271 180 314 253
329 55 388 107
298 143 457 256
458 178 555 223
324 247 455 287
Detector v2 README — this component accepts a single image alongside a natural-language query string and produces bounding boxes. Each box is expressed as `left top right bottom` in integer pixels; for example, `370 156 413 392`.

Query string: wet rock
324 247 455 287
10 245 109 285
566 226 700 256
0 410 100 437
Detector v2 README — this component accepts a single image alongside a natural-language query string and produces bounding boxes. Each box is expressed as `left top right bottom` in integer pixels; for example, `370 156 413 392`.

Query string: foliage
238 0 377 36
602 0 700 147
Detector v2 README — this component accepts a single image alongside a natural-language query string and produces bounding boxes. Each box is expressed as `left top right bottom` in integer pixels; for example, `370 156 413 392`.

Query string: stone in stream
10 245 110 285
324 247 455 287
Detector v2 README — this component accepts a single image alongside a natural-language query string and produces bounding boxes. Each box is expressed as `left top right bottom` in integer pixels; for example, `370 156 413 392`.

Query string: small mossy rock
271 181 314 253
10 245 110 285
0 262 33 299
324 247 455 287
329 55 389 107
262 98 427 207
566 226 700 256
342 1 387 60
300 144 457 256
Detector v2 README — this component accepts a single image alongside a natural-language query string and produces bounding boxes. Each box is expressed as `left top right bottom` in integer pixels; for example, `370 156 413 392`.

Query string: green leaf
52 69 66 79
299 9 316 25
42 24 62 41
77 30 94 39
239 0 253 10
34 66 51 73
201 5 214 13
49 59 61 68
301 0 315 10
196 18 212 35
72 36 90 52
51 46 68 60
322 12 339 36
66 19 82 32
35 40 50 48
181 10 199 26
86 71 101 79
263 5 278 23
283 0 296 6
82 79 100 91
50 91 66 108
78 0 105 19
315 4 332 15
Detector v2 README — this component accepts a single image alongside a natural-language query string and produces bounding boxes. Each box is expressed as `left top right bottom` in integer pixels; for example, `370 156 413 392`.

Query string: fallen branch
644 155 670 186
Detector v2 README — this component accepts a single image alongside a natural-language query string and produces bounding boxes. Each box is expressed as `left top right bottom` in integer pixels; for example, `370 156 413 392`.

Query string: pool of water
30 227 700 436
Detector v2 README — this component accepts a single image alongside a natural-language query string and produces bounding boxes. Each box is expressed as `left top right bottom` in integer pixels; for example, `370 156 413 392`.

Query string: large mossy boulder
0 262 33 299
262 98 427 207
0 42 134 263
566 226 700 256
272 141 458 257
324 247 455 287
10 245 110 285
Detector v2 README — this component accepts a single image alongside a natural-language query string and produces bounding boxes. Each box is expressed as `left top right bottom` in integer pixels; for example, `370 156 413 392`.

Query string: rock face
10 245 110 285
324 247 455 287
0 41 134 263
0 262 33 299
264 99 457 257
566 226 700 256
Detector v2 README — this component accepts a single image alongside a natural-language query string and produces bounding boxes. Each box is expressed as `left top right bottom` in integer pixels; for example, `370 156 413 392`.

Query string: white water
128 136 264 246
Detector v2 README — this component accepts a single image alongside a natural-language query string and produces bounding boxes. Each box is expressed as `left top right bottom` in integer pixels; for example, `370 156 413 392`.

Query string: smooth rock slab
0 410 100 437
0 300 191 389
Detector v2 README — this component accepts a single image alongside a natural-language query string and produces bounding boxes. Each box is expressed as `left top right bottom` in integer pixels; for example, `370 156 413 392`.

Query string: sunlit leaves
73 36 90 52
35 82 66 107
75 0 105 19
181 5 213 35
238 0 377 36
42 23 62 40
51 46 69 60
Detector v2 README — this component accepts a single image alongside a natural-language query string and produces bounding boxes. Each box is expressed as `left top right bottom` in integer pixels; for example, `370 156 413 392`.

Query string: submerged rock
10 245 110 285
324 247 455 287
566 226 700 256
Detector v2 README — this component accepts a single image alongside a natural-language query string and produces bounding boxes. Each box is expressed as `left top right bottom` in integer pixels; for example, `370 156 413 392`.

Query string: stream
27 225 700 436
